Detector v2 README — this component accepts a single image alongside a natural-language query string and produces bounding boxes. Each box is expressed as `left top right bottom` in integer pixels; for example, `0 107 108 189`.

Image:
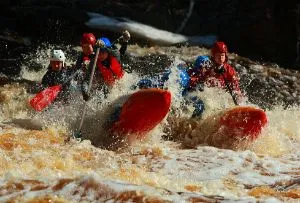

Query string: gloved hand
82 60 90 70
82 91 90 101
215 65 225 74
122 30 131 42
95 39 105 48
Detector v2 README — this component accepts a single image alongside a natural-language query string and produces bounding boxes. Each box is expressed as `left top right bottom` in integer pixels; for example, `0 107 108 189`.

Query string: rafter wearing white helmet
50 50 66 66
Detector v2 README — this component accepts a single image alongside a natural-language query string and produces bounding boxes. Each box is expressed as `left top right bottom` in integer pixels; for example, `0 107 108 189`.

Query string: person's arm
41 67 53 87
81 58 94 101
110 48 121 62
188 65 207 91
112 30 131 60
74 54 82 70
59 67 78 91
226 65 241 92
225 65 244 103
119 40 128 57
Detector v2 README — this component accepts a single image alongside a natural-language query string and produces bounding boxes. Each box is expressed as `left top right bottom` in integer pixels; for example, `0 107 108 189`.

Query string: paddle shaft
222 73 238 106
77 47 100 133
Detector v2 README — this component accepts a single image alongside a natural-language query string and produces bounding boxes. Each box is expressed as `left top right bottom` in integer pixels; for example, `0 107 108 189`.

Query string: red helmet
81 33 96 46
211 41 228 56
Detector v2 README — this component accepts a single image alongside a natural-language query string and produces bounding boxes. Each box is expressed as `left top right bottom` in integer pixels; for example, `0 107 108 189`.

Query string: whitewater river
0 44 299 202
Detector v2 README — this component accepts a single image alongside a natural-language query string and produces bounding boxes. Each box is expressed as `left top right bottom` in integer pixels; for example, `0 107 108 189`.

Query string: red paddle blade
30 85 62 111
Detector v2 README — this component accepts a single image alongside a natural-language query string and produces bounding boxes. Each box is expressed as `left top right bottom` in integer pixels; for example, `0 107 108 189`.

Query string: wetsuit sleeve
41 67 53 87
226 65 241 93
111 38 128 62
119 40 128 56
110 48 121 62
80 56 100 100
81 60 93 97
74 54 83 70
224 64 244 103
60 67 77 89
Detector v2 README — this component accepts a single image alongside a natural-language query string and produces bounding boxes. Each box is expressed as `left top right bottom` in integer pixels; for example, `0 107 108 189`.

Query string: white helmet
50 49 66 63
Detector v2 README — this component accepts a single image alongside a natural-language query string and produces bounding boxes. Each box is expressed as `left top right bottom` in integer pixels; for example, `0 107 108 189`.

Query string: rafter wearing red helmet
73 31 131 101
74 33 97 72
188 41 243 104
81 36 127 101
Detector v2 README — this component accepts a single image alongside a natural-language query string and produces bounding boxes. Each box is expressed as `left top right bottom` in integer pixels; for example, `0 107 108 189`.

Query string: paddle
216 65 239 106
73 47 100 138
30 84 62 111
222 75 239 106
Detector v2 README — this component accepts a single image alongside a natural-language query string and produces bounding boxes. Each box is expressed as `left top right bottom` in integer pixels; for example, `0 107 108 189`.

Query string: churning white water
0 44 299 202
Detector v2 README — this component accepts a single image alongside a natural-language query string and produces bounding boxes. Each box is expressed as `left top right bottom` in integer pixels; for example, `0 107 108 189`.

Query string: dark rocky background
1 0 300 110
0 0 299 75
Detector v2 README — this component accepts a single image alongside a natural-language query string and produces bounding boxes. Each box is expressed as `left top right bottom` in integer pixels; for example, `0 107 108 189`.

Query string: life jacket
97 55 124 86
188 63 240 93
201 63 240 92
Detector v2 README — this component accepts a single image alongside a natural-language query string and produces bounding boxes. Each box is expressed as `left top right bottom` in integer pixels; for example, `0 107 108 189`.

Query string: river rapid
0 44 299 202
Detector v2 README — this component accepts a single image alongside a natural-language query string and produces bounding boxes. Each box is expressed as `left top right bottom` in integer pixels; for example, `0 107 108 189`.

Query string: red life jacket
202 63 240 92
189 63 240 93
97 55 124 86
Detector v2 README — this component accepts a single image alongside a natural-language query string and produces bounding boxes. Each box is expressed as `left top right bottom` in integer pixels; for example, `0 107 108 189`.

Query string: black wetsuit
41 65 78 102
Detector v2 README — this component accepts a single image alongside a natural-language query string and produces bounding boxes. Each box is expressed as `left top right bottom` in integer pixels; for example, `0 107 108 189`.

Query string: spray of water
0 45 300 201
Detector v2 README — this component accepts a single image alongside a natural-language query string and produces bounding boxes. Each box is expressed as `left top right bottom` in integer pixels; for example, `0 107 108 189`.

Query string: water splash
1 46 300 201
